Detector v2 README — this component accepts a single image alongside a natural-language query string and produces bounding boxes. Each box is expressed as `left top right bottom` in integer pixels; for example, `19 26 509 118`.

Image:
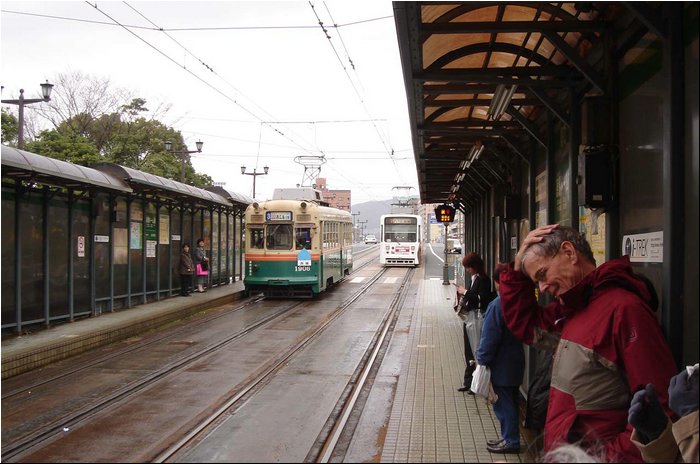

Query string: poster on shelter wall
159 213 170 244
130 222 142 249
114 228 128 264
579 207 606 266
146 240 157 258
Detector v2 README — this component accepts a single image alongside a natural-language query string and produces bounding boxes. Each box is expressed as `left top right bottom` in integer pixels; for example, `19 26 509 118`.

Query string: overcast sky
1 1 418 204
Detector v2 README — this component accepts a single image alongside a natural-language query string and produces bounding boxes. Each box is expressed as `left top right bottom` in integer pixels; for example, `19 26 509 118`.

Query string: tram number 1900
295 266 311 272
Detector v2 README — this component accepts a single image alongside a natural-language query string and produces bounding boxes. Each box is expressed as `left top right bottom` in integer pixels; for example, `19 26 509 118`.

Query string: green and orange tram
243 188 353 297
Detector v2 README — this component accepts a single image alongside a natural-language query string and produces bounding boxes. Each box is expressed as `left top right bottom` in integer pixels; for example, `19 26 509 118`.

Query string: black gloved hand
668 369 699 418
628 384 667 444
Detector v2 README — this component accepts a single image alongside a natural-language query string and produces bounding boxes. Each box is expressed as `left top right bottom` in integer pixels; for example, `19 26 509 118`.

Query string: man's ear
561 241 577 262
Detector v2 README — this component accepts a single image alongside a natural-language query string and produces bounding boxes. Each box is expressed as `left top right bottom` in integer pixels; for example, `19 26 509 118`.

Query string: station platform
1 273 536 462
1 281 246 379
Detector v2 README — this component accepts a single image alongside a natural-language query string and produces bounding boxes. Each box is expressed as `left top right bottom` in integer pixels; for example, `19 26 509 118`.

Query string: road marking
427 243 444 263
383 277 398 284
351 277 366 283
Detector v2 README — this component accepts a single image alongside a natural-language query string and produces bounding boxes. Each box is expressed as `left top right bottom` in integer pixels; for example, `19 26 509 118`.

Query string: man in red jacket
499 224 677 462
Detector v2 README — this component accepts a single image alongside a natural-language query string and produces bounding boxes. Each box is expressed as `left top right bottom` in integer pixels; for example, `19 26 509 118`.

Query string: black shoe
486 441 520 454
457 386 470 392
487 438 504 446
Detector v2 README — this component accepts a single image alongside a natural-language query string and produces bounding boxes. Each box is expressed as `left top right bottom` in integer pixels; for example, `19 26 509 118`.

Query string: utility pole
351 212 360 242
358 220 368 240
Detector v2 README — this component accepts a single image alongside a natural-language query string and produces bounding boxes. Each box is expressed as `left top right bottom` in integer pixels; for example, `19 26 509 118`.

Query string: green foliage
24 130 101 165
24 90 208 185
1 108 19 145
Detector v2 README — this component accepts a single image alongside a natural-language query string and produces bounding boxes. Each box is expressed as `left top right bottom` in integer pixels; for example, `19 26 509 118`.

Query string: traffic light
434 204 456 223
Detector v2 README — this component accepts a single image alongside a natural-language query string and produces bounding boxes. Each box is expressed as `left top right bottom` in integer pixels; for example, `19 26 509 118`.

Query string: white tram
379 214 422 266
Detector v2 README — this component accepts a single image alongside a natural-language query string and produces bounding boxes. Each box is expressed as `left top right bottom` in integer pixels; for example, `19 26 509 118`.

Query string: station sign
434 204 456 223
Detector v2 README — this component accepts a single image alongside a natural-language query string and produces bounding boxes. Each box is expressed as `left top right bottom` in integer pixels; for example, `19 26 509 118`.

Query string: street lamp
241 165 269 199
165 139 203 183
2 80 54 150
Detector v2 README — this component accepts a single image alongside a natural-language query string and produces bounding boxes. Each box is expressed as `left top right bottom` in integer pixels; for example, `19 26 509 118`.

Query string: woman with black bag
454 252 492 393
194 238 209 293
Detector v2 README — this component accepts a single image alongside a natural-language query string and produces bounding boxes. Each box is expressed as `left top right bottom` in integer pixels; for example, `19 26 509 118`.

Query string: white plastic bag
470 364 492 398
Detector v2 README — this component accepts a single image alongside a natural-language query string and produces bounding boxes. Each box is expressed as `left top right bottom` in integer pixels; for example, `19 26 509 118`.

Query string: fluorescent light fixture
468 141 483 163
487 84 517 120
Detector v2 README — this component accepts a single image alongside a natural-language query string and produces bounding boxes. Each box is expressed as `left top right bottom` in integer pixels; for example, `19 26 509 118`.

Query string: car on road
446 239 462 253
364 234 378 244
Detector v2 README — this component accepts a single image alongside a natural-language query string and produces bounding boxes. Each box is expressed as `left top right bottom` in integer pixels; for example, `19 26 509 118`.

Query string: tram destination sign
266 211 292 221
386 217 417 224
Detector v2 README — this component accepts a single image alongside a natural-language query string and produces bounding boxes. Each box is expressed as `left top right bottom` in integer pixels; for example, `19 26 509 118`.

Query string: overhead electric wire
121 1 321 156
0 9 392 31
308 2 404 185
85 1 324 159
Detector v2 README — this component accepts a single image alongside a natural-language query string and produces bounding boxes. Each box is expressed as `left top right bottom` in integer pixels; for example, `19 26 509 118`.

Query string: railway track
2 249 402 463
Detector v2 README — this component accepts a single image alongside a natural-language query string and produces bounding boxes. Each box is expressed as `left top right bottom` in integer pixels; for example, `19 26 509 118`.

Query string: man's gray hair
520 226 595 273
542 443 602 463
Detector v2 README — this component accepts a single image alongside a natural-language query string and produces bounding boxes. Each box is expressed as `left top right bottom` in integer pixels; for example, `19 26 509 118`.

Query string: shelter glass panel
145 203 157 297
20 192 44 323
113 198 128 297
159 209 172 291
182 210 193 251
49 197 69 318
212 211 220 282
236 216 243 281
129 201 144 298
1 187 16 327
199 209 209 249
94 193 111 301
73 198 91 315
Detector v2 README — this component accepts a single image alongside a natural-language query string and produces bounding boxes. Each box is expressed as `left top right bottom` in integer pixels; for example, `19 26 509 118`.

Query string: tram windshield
295 227 312 250
266 224 293 250
384 219 418 242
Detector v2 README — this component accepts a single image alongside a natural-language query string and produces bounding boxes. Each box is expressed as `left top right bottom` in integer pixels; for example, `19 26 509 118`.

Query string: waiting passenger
454 252 492 393
177 243 194 297
499 224 677 462
476 262 524 454
628 364 698 462
194 238 209 293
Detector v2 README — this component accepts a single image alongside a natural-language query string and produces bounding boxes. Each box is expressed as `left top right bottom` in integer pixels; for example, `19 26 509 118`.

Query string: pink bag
196 263 209 276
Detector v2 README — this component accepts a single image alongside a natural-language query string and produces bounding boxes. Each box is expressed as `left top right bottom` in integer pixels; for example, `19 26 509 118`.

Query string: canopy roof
394 2 657 207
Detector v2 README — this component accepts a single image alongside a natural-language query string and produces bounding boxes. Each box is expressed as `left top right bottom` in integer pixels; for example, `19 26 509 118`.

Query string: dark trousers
463 323 476 387
493 385 521 447
180 274 192 295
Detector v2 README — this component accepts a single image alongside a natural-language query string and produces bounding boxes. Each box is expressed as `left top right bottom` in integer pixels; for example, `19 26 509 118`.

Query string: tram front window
266 224 293 250
250 228 265 249
295 227 311 250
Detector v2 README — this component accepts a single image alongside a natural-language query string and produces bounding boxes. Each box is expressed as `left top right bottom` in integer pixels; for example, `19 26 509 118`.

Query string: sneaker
487 438 504 446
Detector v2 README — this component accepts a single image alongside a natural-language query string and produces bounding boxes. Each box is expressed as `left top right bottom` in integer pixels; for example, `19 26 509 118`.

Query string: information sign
434 204 456 223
